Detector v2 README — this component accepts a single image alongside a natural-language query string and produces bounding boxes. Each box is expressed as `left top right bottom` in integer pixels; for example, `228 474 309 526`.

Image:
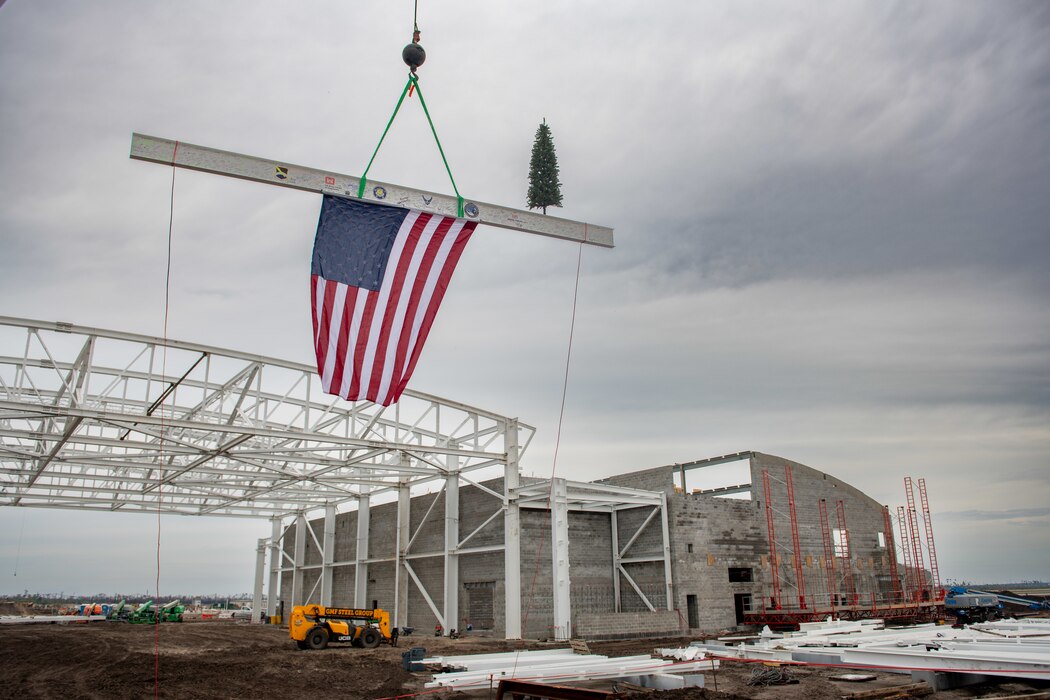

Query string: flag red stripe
365 212 432 403
328 284 358 398
383 217 457 404
347 286 380 400
395 221 476 398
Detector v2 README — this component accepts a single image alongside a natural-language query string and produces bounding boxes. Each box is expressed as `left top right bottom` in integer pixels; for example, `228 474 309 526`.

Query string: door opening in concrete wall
734 593 752 625
686 594 699 628
463 581 495 630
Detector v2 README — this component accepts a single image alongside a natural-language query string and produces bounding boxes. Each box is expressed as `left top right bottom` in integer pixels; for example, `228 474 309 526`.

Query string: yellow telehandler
289 605 396 650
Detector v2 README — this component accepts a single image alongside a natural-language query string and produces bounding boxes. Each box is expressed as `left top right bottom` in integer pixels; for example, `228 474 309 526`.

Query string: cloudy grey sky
1 1 1047 595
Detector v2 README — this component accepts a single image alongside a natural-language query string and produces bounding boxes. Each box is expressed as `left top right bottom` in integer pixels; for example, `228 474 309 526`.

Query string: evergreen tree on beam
527 119 563 215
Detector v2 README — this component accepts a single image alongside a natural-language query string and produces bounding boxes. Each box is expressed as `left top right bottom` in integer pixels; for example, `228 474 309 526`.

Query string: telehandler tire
360 627 381 648
305 625 329 650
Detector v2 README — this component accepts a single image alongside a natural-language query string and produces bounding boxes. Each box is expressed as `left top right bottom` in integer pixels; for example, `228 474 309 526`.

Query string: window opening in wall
728 567 753 583
682 458 752 500
686 594 699 628
734 593 752 625
877 531 886 548
833 528 849 557
687 543 693 553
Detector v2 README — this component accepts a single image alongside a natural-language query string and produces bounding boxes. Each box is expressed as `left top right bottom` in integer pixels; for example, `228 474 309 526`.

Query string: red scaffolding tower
882 505 902 602
819 498 838 613
785 466 808 609
761 469 783 609
918 478 943 601
743 473 944 629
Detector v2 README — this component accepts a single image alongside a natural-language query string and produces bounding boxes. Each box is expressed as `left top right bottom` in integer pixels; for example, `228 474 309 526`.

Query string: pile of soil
1 624 1046 699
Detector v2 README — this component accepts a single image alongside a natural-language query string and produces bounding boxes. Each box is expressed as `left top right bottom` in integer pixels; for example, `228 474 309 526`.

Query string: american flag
311 195 476 406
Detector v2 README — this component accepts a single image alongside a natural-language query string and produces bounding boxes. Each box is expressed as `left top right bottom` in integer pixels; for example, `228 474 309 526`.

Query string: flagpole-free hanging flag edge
130 133 613 248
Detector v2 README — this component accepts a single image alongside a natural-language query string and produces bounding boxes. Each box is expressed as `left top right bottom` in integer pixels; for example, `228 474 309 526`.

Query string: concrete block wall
573 610 683 640
278 478 513 634
749 453 900 610
668 492 767 631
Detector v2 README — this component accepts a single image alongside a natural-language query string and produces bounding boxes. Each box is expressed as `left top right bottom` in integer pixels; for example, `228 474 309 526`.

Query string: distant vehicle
231 607 253 620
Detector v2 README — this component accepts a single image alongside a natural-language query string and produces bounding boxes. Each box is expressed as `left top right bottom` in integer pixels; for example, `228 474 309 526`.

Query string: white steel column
252 538 266 623
660 492 674 610
503 419 522 639
550 477 572 641
443 452 460 632
395 453 411 628
321 503 336 607
611 509 622 612
354 493 370 607
267 517 281 619
291 512 306 607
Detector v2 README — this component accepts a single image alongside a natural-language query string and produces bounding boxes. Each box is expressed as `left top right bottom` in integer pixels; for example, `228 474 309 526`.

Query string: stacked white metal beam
694 618 1050 682
423 649 718 689
0 615 107 624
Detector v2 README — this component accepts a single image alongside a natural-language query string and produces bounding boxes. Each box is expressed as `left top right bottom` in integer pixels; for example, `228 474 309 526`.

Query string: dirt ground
0 622 1046 699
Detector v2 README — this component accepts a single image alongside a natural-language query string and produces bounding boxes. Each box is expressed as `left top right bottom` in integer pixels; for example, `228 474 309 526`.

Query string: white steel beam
550 478 572 641
267 517 282 619
660 492 674 611
252 537 266 623
130 134 613 249
320 503 336 606
443 461 459 634
503 419 522 639
354 494 370 607
291 513 307 607
395 455 411 628
618 565 657 612
403 561 447 629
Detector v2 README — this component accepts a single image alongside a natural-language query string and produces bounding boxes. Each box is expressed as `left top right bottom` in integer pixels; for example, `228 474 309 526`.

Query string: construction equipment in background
944 592 1001 624
157 600 185 622
127 600 154 624
125 600 184 624
289 605 396 650
107 600 128 621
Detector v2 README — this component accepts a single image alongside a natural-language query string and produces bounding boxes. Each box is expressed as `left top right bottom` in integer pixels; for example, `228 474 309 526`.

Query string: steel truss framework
0 316 530 517
0 316 671 639
269 477 673 640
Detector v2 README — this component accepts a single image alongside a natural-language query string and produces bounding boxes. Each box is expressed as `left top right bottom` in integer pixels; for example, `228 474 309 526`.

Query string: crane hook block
402 41 426 73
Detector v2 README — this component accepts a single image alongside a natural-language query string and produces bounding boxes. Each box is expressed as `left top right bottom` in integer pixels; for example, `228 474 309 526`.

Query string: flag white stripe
339 288 370 399
321 283 348 392
374 216 453 403
358 211 430 397
399 218 468 382
313 276 325 348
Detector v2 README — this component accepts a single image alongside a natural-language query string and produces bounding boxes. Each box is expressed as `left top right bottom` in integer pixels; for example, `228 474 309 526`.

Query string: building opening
686 594 699 629
728 567 753 583
734 593 752 625
463 581 495 630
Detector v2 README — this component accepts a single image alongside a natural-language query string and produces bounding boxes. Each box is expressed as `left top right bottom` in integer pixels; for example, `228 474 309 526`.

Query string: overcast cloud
1 1 1047 594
